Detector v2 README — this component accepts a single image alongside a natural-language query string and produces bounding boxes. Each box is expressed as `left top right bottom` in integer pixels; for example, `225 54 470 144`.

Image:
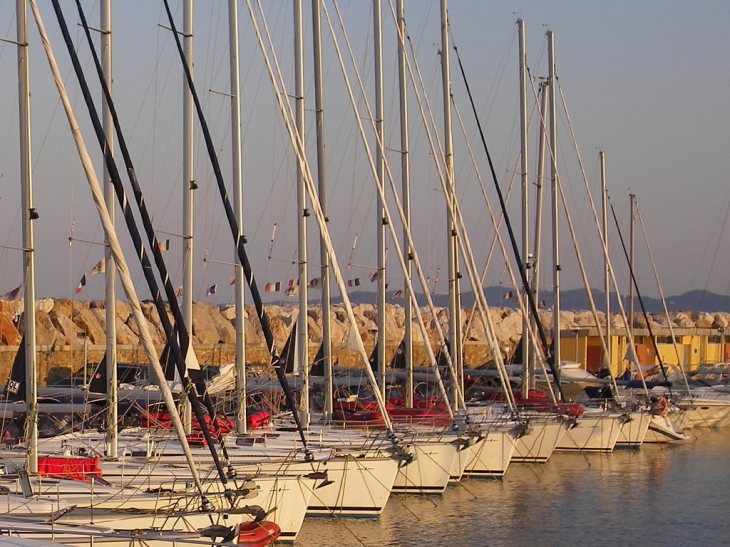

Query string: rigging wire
553 75 655 390
610 200 671 388
69 0 240 489
635 199 692 392
328 0 463 409
166 0 317 456
448 25 565 401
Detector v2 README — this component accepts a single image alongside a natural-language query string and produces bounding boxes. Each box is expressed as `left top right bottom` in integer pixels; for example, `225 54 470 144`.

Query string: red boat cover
38 456 102 482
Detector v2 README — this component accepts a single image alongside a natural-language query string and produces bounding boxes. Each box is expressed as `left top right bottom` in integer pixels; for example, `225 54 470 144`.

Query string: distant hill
318 287 730 313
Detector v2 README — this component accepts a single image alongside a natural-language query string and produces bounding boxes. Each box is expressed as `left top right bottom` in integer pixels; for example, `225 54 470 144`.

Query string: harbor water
295 427 730 546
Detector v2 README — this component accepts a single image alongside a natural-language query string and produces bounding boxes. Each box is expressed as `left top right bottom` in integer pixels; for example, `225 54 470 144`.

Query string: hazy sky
0 0 729 307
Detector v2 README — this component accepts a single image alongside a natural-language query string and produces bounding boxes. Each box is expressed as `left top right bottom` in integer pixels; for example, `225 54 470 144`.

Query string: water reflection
296 428 730 546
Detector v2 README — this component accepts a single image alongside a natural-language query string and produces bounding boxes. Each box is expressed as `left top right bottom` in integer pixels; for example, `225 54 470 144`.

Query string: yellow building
558 327 729 378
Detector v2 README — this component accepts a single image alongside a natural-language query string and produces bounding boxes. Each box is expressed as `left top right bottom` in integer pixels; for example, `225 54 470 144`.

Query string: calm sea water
294 427 730 547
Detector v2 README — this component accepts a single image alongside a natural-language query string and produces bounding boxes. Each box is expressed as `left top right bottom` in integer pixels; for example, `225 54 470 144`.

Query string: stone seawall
1 298 728 385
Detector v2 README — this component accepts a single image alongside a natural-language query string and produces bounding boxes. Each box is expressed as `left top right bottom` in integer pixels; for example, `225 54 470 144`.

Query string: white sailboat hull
677 400 730 428
392 440 457 494
462 427 516 477
259 454 398 518
555 412 625 452
511 417 567 463
616 411 652 447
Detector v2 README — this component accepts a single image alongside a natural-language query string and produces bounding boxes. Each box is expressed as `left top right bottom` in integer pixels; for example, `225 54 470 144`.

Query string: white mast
396 0 412 407
373 0 387 399
29 0 211 501
100 0 118 460
182 0 194 432
601 150 610 369
229 0 247 434
441 0 461 408
629 193 636 344
294 0 310 424
311 0 333 419
518 18 530 398
530 79 548 385
547 30 561 384
17 0 37 475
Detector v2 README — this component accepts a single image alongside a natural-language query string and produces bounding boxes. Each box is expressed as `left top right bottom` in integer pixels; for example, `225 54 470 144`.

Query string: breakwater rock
1 298 729 385
2 298 729 349
0 298 730 346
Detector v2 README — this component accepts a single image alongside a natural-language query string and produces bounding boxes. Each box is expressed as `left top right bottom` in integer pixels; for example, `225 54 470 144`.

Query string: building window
708 336 721 344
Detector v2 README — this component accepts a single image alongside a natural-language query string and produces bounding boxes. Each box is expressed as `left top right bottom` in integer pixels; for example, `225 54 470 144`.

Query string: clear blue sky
0 0 729 306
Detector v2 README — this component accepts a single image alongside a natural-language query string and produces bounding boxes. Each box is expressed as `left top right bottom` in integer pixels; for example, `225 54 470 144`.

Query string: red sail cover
38 456 102 482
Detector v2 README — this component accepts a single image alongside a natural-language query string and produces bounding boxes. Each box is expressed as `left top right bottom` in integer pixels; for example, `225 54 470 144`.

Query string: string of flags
74 239 170 294
246 275 378 294
73 257 106 294
72 237 173 295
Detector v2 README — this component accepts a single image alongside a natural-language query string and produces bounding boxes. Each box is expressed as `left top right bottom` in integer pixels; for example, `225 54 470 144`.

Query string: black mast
51 0 233 495
451 41 566 401
160 0 312 457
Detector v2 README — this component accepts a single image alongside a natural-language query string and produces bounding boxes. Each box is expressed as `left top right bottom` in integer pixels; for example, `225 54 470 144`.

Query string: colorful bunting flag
347 278 360 287
284 285 299 296
74 274 87 294
308 278 322 288
264 281 281 292
369 271 378 282
206 284 217 297
156 239 170 251
393 288 404 298
90 258 105 274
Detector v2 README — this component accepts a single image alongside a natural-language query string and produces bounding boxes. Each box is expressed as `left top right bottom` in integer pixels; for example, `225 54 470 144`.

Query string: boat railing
0 519 241 547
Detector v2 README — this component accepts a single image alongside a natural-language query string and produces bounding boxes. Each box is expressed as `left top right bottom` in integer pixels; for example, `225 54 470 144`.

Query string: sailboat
156 0 406 518
0 2 283 545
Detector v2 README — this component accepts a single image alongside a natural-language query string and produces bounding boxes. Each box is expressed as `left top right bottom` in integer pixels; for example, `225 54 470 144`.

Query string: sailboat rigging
29 0 216 516
160 0 313 458
52 0 235 493
449 31 565 402
17 0 39 475
609 200 672 387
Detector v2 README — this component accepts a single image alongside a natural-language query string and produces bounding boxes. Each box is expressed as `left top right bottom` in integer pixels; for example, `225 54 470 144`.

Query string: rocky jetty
1 298 729 350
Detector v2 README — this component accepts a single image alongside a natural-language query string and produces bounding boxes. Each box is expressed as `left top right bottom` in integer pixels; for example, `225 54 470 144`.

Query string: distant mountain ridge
320 287 730 313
